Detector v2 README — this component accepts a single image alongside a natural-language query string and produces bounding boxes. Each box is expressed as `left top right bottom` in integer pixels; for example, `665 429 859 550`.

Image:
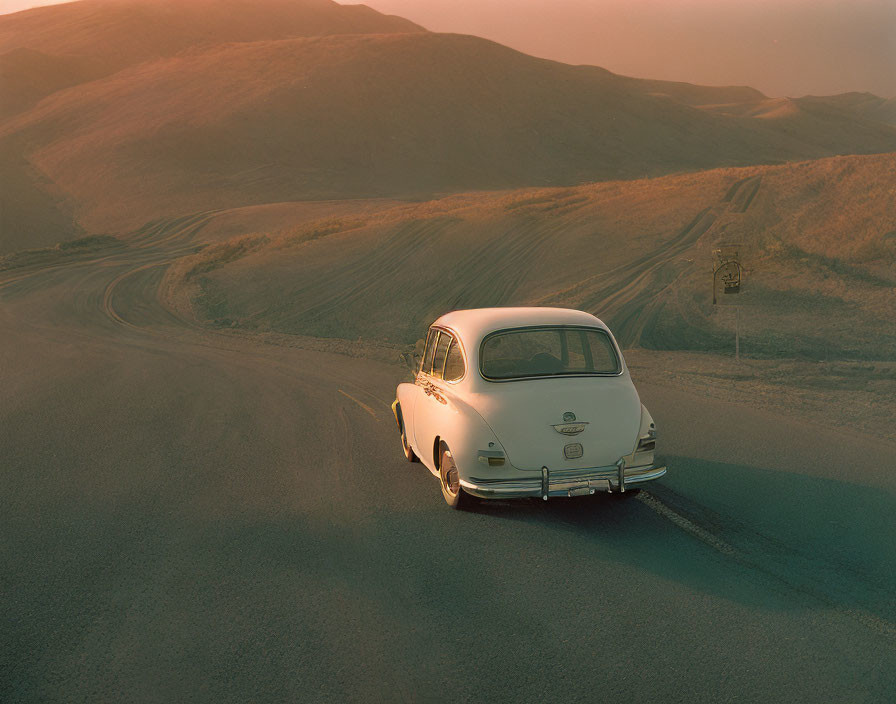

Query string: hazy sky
364 0 896 97
3 0 894 97
0 0 61 12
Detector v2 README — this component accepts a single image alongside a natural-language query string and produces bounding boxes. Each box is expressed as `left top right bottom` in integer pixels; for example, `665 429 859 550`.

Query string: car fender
434 395 506 484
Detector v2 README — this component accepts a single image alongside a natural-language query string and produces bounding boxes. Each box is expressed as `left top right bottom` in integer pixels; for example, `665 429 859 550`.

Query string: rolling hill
0 0 423 72
1 0 895 253
0 0 423 121
163 152 896 362
0 0 425 249
4 30 896 242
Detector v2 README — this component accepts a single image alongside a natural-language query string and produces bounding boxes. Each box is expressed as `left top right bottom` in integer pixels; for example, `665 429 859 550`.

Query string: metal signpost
712 245 743 361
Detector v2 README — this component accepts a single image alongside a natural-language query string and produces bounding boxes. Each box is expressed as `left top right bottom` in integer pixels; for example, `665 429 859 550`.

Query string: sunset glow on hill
6 0 892 96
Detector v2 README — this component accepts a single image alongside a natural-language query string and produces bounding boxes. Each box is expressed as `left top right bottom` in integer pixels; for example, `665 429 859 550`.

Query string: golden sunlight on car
392 307 666 509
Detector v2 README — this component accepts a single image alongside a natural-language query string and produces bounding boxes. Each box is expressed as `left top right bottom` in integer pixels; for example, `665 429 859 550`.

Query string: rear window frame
478 325 623 382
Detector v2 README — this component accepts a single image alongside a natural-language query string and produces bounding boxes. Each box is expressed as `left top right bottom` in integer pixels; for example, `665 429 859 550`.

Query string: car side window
432 332 451 379
421 328 437 374
443 339 465 381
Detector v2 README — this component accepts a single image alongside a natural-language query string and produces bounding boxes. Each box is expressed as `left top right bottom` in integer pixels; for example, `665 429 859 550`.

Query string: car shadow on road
464 454 896 626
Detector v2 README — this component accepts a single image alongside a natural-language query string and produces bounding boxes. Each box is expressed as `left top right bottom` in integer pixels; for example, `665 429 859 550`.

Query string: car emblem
562 411 576 422
552 422 588 436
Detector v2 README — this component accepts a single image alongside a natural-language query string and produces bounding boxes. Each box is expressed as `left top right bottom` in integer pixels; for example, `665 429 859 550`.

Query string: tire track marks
639 485 896 642
539 175 763 347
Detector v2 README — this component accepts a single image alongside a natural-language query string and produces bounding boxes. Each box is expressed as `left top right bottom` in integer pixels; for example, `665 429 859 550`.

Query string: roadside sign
717 260 741 294
712 245 742 305
712 245 744 361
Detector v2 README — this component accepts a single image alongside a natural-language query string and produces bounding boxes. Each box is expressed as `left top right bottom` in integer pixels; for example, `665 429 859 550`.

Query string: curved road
2 221 895 703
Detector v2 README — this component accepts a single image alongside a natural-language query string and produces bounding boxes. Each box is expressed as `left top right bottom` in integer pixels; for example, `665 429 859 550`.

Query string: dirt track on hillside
536 175 764 345
2 219 896 703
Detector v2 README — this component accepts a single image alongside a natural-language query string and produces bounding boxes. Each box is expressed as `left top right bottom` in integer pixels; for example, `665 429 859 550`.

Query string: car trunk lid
472 376 641 470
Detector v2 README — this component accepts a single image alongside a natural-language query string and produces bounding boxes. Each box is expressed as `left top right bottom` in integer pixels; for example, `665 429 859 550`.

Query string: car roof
432 307 610 344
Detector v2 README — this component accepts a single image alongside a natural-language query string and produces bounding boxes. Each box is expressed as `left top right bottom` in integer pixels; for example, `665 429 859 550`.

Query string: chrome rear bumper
460 462 666 500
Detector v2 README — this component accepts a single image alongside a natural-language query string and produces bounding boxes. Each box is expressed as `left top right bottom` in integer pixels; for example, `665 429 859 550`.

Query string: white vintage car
392 307 666 508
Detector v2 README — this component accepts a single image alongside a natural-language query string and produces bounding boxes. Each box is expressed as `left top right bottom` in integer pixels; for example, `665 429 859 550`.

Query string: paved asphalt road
2 226 895 703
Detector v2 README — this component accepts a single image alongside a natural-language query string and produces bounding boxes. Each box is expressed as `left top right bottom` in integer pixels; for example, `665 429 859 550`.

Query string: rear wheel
397 406 418 462
439 447 473 509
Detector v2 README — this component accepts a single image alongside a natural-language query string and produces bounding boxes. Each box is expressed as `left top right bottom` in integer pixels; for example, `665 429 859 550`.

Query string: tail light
637 426 656 452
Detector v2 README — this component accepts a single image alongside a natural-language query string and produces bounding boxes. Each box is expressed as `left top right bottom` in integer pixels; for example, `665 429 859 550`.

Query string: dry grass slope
167 153 896 363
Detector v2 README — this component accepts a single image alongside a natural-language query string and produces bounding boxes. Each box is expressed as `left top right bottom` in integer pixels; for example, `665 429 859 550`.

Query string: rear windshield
480 326 620 380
